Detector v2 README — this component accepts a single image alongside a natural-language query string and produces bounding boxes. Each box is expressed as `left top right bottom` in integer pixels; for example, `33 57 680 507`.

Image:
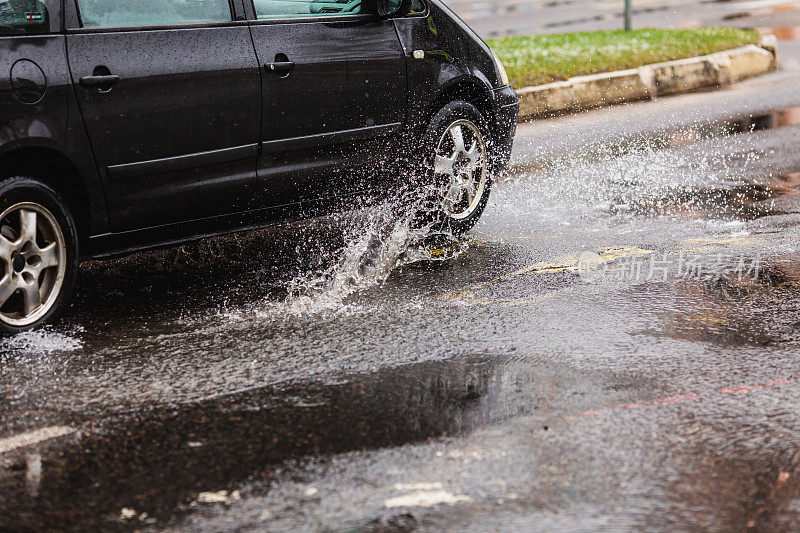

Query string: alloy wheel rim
0 202 66 327
433 119 488 221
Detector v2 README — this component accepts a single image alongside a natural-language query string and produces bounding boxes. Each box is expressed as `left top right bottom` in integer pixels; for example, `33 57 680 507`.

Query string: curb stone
517 35 779 120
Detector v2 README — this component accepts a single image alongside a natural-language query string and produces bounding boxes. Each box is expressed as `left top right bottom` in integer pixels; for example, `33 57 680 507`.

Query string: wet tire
414 100 494 236
0 177 79 335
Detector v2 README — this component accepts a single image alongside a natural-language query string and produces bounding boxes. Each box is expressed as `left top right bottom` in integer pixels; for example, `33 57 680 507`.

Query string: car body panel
0 0 518 260
0 35 69 156
246 15 407 206
0 0 109 242
65 13 263 232
393 1 470 129
394 0 517 166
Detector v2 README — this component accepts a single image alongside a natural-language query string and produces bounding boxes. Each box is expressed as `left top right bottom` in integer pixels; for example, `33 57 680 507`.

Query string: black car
0 0 518 333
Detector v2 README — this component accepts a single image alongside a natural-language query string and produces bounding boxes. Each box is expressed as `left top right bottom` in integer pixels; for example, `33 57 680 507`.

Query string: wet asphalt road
3 44 800 533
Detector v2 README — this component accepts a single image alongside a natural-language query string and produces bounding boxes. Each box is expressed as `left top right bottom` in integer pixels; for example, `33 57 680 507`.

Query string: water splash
266 195 465 316
249 127 766 316
0 327 84 357
279 206 416 314
481 128 767 238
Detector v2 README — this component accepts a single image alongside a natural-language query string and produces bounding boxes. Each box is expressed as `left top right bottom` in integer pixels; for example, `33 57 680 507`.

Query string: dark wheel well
0 147 91 249
427 79 495 139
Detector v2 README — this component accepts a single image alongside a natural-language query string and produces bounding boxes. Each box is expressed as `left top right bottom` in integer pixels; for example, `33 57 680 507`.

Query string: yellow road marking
680 315 730 325
443 246 654 305
442 235 767 307
675 236 763 255
424 239 482 258
679 237 761 246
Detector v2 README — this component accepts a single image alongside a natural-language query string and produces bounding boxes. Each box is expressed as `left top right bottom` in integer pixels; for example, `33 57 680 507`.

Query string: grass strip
487 27 761 89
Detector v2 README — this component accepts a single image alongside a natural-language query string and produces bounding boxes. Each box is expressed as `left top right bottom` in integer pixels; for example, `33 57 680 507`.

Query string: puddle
511 107 800 175
0 355 601 529
614 172 800 221
639 251 800 347
748 108 800 130
758 26 800 40
627 107 800 151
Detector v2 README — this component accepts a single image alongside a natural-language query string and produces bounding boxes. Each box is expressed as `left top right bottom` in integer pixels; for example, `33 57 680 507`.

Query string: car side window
0 0 49 35
252 0 362 19
76 0 232 28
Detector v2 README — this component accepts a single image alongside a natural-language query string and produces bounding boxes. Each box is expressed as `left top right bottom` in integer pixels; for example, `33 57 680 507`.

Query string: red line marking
776 471 790 491
573 378 798 420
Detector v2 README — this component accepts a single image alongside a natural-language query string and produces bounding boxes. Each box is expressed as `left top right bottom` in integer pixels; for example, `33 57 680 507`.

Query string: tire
0 177 79 335
412 100 495 236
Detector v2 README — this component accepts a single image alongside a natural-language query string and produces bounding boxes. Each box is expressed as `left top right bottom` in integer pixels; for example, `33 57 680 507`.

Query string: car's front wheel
416 100 494 235
0 178 78 335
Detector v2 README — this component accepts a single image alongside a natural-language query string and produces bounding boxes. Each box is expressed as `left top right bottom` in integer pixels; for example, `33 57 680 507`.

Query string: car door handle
265 61 296 75
79 75 120 88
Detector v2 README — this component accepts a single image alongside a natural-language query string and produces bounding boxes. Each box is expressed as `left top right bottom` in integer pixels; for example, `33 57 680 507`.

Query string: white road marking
0 426 77 454
385 490 472 508
730 0 799 9
195 490 241 504
26 453 42 497
394 482 444 491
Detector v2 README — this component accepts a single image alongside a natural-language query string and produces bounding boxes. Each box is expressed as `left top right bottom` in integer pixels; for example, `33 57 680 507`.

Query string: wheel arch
425 77 496 138
0 144 93 252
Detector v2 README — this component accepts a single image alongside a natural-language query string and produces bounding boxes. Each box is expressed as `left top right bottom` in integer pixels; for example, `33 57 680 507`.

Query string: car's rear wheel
415 100 494 235
0 178 78 335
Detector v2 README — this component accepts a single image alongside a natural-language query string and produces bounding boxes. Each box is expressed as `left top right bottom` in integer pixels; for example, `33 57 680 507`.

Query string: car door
244 0 407 206
65 0 262 232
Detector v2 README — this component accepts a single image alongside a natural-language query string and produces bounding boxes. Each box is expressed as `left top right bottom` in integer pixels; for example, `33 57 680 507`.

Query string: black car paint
245 14 408 207
0 0 518 260
69 23 263 232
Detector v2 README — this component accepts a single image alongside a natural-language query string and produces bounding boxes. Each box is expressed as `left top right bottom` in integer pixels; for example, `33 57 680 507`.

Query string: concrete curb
517 35 779 120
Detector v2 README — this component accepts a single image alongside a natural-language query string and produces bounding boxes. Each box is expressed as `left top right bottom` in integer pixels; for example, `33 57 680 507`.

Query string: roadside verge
517 35 779 120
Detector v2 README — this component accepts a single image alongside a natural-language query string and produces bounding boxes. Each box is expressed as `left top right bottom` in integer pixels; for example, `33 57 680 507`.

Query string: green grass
487 27 761 89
